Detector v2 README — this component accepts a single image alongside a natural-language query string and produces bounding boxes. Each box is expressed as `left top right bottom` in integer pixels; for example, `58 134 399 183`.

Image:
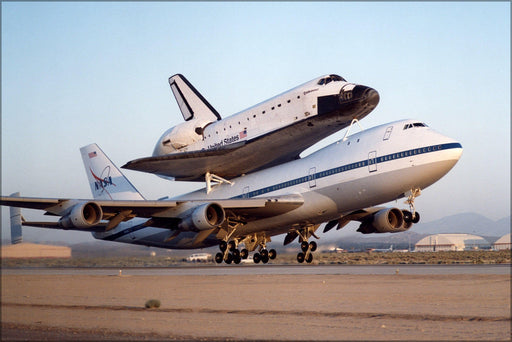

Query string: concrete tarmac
1 265 510 341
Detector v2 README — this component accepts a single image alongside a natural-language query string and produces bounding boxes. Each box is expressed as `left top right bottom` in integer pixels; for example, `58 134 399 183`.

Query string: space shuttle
123 74 380 183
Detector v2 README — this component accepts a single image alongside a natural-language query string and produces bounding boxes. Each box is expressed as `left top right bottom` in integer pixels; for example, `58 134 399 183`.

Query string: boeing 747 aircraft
123 74 379 185
1 119 462 264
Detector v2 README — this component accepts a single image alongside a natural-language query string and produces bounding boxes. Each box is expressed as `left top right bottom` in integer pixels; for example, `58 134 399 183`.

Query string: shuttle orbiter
123 74 380 184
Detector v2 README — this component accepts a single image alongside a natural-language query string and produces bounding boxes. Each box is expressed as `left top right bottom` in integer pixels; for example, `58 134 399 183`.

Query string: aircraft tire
240 249 249 259
403 210 412 223
306 253 313 263
225 253 233 264
234 256 241 264
215 252 224 264
268 249 277 260
260 249 268 259
219 241 227 252
253 253 261 264
297 252 305 263
232 249 240 258
228 241 236 252
301 241 309 252
412 212 420 223
309 241 317 252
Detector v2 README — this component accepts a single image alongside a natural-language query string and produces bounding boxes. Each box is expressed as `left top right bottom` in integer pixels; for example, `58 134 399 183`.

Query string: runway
2 264 510 341
2 263 509 276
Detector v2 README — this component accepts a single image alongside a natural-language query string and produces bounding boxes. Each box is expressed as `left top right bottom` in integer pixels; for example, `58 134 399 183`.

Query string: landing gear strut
404 188 421 223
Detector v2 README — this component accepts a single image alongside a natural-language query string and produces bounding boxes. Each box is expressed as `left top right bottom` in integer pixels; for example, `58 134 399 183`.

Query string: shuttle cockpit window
317 75 347 85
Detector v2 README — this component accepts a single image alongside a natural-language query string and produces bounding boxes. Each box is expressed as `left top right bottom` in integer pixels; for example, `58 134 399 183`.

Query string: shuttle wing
123 113 357 181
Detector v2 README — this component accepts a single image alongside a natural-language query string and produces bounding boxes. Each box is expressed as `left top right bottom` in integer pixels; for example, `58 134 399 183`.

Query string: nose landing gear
404 188 421 223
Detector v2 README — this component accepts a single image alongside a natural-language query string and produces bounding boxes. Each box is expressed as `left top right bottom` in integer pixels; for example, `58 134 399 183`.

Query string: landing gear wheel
225 253 233 264
301 241 309 252
260 249 268 259
306 253 313 263
403 210 412 223
268 249 277 260
240 249 249 259
228 241 236 252
412 211 420 224
309 241 317 252
215 252 224 264
233 256 241 264
297 252 305 263
253 252 261 264
219 241 227 252
260 249 269 263
232 249 241 259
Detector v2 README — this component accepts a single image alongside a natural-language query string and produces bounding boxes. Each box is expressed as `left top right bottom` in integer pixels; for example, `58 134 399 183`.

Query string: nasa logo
89 166 116 192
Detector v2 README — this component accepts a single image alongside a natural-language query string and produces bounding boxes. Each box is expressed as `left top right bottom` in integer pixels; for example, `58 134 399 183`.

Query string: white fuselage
94 119 462 249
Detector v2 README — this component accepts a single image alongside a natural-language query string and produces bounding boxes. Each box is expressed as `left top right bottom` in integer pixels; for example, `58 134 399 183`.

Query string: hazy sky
1 2 510 243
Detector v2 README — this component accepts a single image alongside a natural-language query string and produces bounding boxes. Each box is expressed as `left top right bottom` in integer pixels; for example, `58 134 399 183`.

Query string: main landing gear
296 240 317 263
293 225 320 264
214 240 277 264
215 240 248 264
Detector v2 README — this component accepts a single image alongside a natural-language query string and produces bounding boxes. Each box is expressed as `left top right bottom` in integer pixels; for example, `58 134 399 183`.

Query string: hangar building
414 234 490 252
1 243 71 258
492 234 511 251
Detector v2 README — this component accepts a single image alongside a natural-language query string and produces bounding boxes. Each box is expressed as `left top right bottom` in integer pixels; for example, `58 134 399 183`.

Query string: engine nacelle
59 202 103 229
178 203 225 232
357 208 412 234
154 118 214 155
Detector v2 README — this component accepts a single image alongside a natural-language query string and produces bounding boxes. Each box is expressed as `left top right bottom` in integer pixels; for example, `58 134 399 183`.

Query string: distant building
1 243 71 258
414 234 490 252
492 234 511 251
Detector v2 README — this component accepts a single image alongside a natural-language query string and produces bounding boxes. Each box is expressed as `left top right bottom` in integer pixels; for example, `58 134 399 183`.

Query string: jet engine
59 202 103 229
357 208 412 234
178 203 225 232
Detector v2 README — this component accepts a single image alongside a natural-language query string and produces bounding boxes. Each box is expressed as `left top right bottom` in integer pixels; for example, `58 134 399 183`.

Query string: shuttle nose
345 85 380 108
364 88 380 108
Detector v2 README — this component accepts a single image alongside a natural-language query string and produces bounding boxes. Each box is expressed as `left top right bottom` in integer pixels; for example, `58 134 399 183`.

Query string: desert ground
1 270 510 341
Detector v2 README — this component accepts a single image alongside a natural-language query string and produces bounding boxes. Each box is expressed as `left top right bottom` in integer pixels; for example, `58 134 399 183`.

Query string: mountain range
409 212 510 237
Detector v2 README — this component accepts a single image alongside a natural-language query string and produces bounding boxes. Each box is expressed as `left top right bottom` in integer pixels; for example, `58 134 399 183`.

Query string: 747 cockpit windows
403 122 428 130
317 74 347 85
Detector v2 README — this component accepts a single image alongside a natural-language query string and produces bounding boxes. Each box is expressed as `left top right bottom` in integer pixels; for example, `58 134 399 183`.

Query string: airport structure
492 234 511 251
414 234 490 252
1 243 71 258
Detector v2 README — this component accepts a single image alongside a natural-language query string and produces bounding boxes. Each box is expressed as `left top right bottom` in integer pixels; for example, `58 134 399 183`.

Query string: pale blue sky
1 2 510 243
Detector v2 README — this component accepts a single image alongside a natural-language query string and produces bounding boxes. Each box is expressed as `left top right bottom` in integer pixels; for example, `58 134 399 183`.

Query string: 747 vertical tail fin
80 144 145 200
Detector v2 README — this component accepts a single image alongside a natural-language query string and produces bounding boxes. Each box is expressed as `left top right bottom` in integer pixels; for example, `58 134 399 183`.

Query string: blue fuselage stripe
233 142 462 199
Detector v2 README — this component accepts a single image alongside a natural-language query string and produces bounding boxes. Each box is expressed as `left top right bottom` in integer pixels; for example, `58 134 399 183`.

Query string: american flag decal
88 151 97 158
239 130 247 139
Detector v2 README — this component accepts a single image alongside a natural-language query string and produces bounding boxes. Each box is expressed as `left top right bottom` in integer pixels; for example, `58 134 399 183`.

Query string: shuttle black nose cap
365 88 380 108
